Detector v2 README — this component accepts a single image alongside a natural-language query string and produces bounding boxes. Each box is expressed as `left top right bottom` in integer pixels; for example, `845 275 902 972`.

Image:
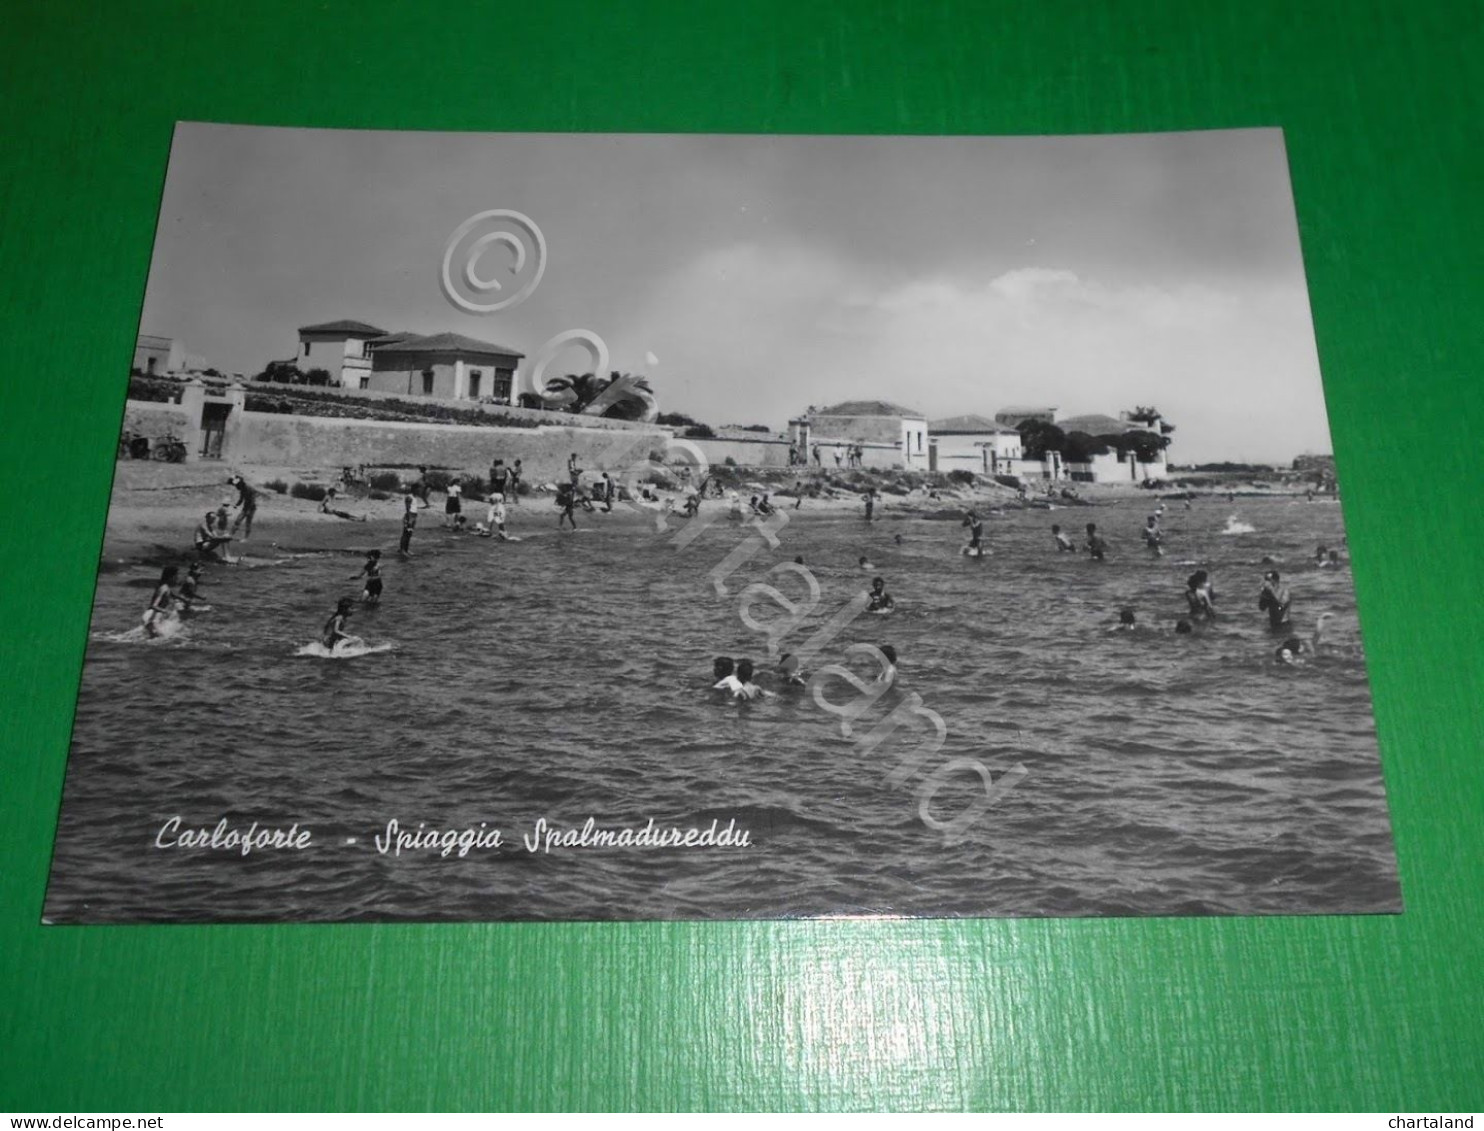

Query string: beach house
806 400 930 469
365 331 525 403
928 414 1025 474
134 333 208 377
296 320 390 388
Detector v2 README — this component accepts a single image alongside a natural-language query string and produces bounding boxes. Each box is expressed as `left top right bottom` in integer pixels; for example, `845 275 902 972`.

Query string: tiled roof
1056 413 1140 435
930 414 1018 434
371 331 525 358
813 399 925 418
298 319 389 336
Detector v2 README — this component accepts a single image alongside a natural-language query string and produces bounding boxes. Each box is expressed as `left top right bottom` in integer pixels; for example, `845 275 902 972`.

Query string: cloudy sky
142 123 1332 462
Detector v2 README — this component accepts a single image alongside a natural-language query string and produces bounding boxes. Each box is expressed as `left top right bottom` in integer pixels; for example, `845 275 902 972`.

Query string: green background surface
1 0 1481 1112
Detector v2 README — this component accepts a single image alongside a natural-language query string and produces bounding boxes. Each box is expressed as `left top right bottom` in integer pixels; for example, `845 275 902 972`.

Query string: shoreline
96 459 1326 568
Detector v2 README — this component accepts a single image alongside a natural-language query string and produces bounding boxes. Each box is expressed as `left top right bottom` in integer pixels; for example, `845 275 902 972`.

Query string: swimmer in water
1323 549 1346 568
1275 636 1306 665
1052 523 1076 553
489 492 510 539
1085 522 1108 560
1185 570 1218 620
894 533 904 545
399 493 418 556
1175 619 1194 635
141 566 180 637
1116 607 1137 631
732 658 767 700
775 653 806 687
793 555 805 565
556 480 578 530
962 510 983 556
867 576 895 612
1258 570 1292 629
350 549 383 605
1141 515 1164 557
321 597 358 653
712 656 742 694
858 555 874 571
876 644 897 685
863 491 875 521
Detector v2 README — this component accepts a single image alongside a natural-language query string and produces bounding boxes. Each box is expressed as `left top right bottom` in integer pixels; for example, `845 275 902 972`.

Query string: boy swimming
775 653 807 687
1052 524 1076 552
867 576 895 613
732 658 767 700
321 597 358 653
141 566 180 638
351 550 383 605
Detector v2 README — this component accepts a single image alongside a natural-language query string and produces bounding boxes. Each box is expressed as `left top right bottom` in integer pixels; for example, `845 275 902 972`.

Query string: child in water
1116 607 1137 631
350 550 383 605
321 597 358 653
867 576 895 613
712 656 742 694
1142 515 1164 556
176 562 204 611
142 566 180 637
858 555 874 570
876 644 898 685
1052 523 1076 552
732 658 767 700
1085 523 1108 560
1185 570 1218 619
1275 636 1307 665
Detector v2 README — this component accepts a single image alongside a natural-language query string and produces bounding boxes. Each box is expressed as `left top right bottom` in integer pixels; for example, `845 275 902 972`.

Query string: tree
1110 429 1170 463
1063 431 1111 462
304 367 333 387
1017 419 1066 460
1126 405 1176 437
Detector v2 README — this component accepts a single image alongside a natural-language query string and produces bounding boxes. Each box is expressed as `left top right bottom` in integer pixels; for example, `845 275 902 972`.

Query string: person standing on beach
599 472 615 513
508 459 523 503
414 466 432 508
833 446 843 468
399 492 418 556
227 475 258 540
863 490 875 521
793 480 804 509
812 444 821 467
490 459 509 502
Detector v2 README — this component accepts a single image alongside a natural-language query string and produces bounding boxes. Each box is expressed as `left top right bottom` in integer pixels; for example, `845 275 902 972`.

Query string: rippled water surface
45 495 1401 922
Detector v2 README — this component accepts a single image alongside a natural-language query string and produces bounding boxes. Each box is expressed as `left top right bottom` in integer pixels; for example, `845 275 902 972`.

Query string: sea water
44 495 1401 922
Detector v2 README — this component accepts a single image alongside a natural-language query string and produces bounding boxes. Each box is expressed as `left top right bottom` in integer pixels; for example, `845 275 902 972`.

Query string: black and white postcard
44 124 1401 922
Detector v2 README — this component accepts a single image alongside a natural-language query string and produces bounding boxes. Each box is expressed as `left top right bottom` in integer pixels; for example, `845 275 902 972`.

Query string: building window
359 375 370 390
468 369 483 399
421 370 435 396
303 342 310 357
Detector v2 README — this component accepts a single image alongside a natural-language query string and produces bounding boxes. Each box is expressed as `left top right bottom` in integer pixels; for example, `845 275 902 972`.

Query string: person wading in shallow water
141 566 180 638
1259 570 1292 629
399 493 418 556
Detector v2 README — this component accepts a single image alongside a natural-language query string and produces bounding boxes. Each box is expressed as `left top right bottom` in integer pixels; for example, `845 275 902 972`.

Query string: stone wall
223 410 670 483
